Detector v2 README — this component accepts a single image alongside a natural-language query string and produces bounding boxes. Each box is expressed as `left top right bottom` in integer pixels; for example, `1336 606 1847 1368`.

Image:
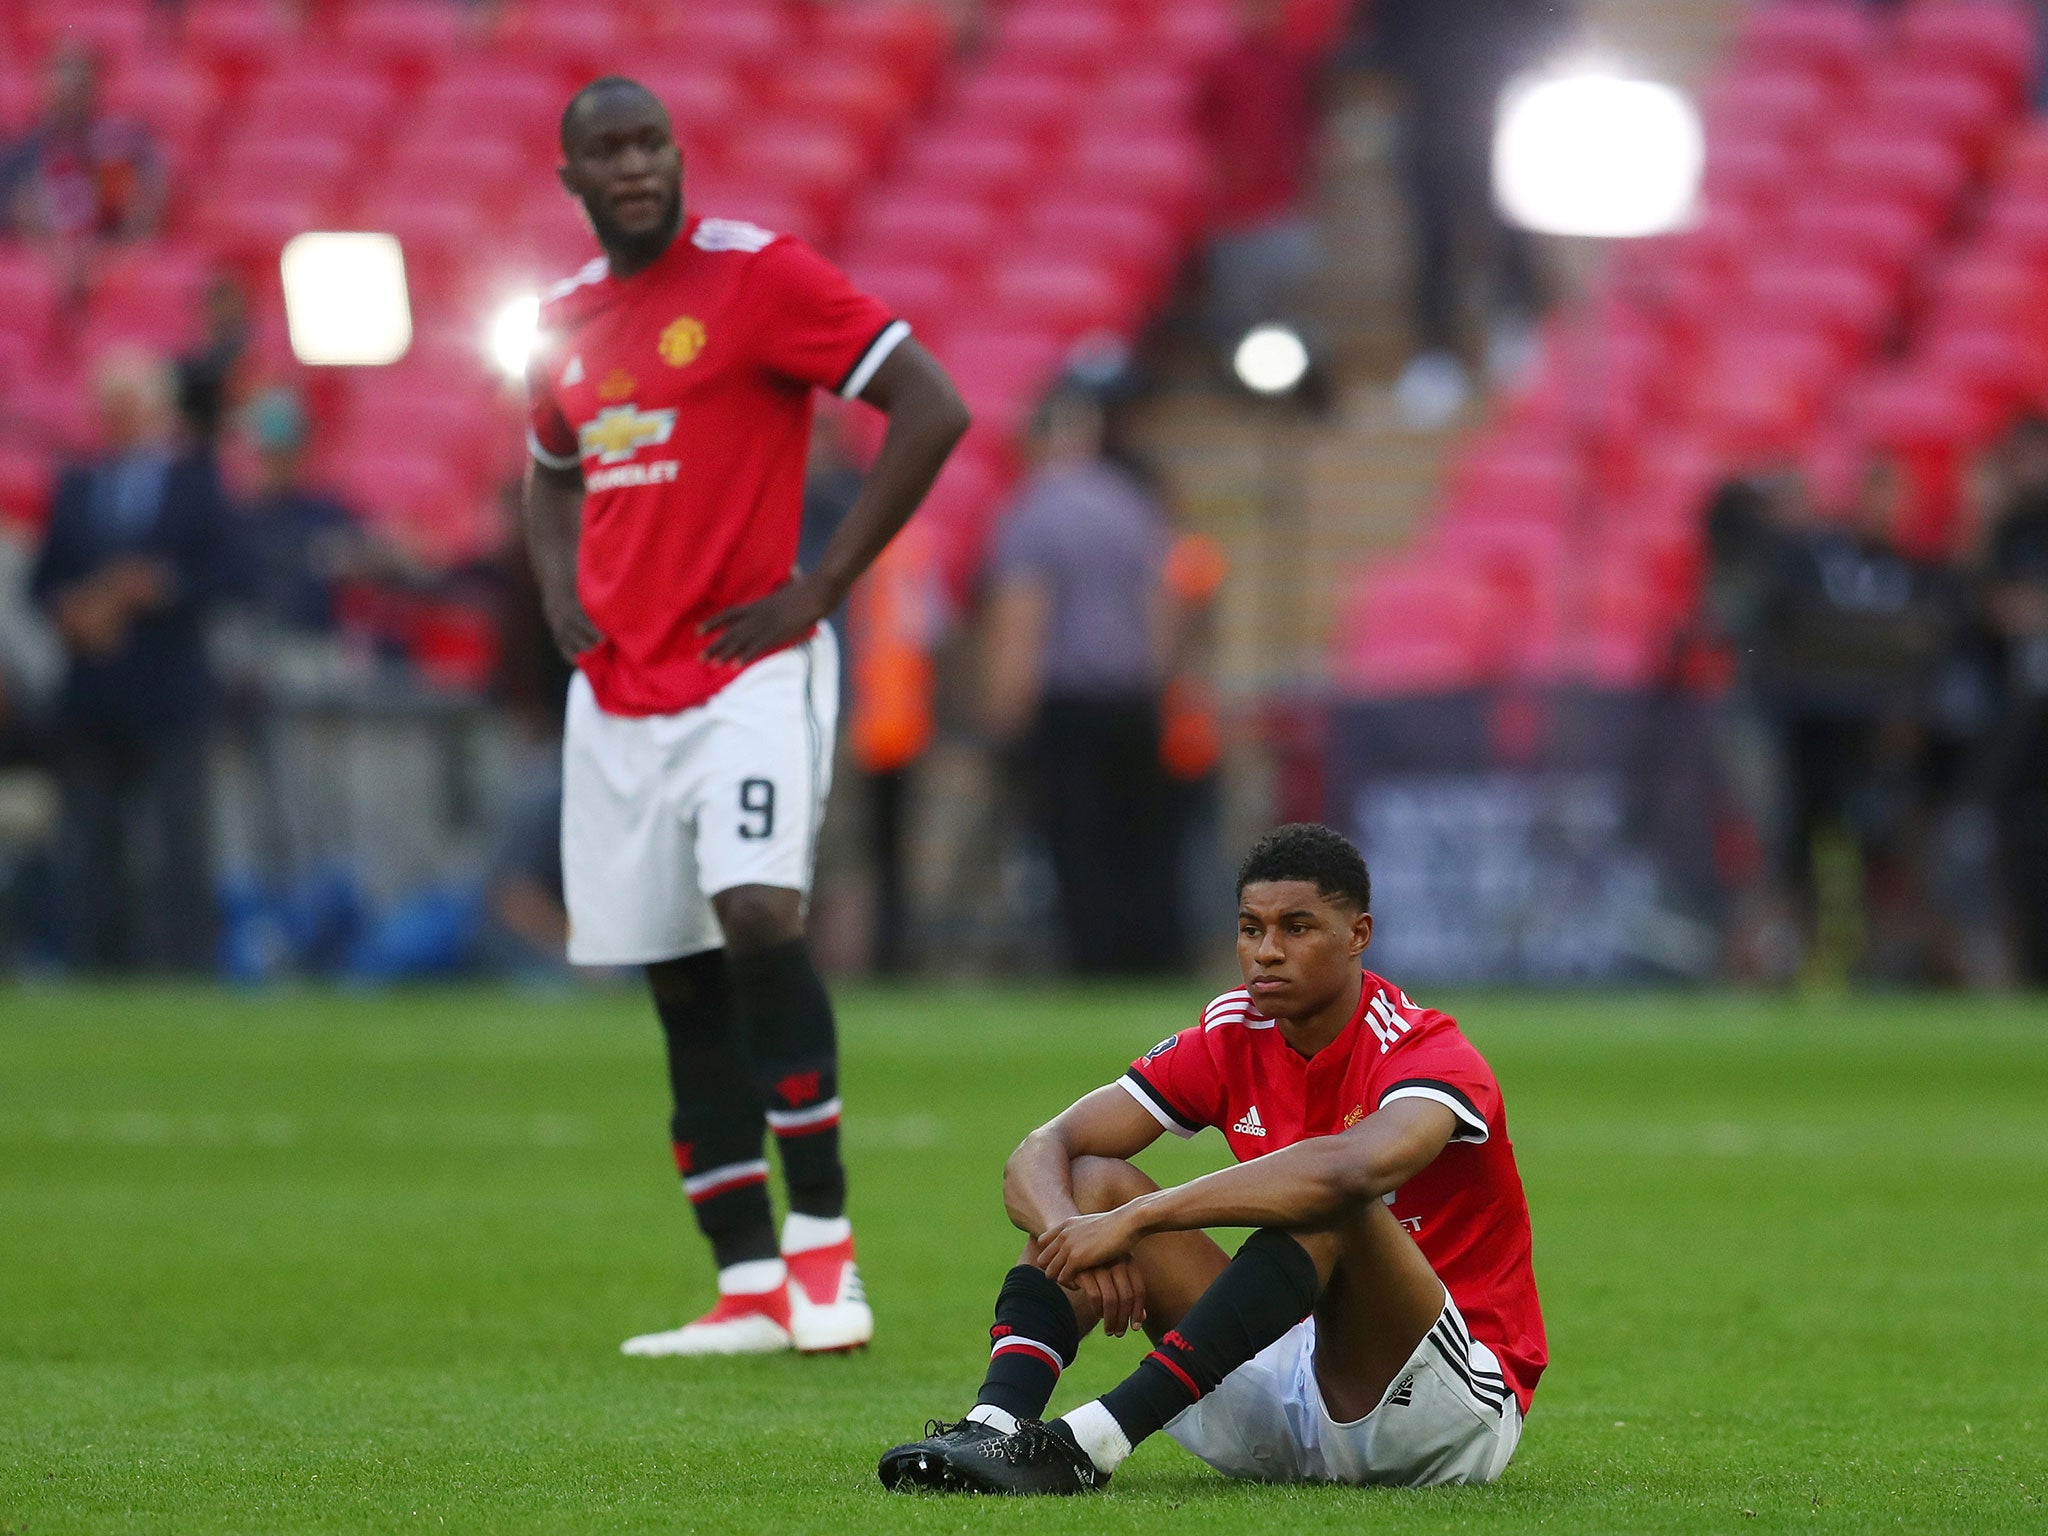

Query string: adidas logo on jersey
1231 1106 1268 1137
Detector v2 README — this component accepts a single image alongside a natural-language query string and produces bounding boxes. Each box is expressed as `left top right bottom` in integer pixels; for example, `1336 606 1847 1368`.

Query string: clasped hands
1036 1204 1150 1339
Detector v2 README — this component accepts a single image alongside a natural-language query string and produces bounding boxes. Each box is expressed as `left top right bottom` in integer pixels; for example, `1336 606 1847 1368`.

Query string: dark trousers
1399 79 1544 351
57 726 216 974
1028 695 1184 975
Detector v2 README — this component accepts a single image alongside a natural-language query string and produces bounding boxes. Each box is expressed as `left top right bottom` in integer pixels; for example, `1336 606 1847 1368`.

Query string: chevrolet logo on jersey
580 403 677 464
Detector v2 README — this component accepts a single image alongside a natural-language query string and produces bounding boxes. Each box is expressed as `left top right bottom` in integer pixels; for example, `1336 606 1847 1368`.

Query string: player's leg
947 1197 1444 1492
694 628 866 1352
879 1157 1228 1490
558 674 788 1357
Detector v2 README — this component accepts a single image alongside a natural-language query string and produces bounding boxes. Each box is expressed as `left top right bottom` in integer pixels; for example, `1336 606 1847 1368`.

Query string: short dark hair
1236 823 1371 912
560 76 663 154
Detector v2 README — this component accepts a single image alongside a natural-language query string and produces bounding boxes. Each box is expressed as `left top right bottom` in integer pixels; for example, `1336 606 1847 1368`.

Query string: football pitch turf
2 984 2044 1534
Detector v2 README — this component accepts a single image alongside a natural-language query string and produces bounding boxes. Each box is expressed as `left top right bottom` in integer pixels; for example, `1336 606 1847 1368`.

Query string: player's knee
712 885 803 955
1068 1155 1159 1213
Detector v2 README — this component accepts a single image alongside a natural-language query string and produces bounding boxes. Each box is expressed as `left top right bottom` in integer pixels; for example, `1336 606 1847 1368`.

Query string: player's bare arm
701 338 968 665
1034 1098 1457 1284
1003 1086 1166 1336
521 460 600 662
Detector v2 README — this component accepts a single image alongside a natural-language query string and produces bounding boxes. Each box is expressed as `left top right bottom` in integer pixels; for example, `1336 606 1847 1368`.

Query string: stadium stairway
1129 0 1741 698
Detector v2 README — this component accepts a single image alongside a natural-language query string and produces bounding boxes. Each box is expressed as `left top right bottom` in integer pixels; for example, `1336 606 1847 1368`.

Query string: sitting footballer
879 823 1545 1494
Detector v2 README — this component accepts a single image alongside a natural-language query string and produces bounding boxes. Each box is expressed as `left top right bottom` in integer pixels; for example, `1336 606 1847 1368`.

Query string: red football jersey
527 215 905 716
1121 972 1547 1413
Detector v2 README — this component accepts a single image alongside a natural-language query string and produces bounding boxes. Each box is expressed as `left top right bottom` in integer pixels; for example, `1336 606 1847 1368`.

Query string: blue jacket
30 449 233 739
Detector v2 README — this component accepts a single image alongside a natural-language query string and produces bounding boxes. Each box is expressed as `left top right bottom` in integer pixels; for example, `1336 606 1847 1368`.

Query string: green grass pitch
3 983 2044 1533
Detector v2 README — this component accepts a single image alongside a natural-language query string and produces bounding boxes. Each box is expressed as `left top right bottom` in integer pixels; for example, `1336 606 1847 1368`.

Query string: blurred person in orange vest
981 381 1185 974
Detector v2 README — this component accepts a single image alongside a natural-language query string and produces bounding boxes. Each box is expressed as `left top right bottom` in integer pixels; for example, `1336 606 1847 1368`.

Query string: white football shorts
561 625 838 966
1165 1290 1522 1487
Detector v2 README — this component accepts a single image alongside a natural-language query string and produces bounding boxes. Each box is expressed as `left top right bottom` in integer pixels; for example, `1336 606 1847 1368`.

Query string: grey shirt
988 459 1168 699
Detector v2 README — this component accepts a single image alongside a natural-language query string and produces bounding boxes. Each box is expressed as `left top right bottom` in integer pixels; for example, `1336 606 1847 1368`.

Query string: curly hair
1235 823 1371 912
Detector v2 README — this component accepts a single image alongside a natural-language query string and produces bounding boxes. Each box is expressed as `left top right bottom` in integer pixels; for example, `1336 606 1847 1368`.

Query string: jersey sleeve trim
527 428 579 472
1378 1079 1490 1143
1117 1072 1200 1139
836 318 910 399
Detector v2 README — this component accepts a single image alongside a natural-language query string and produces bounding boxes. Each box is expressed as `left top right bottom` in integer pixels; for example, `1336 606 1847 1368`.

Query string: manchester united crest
659 315 707 367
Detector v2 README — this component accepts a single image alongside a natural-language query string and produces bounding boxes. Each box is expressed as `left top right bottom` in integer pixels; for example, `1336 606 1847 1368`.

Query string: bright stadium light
1493 68 1703 238
280 233 413 366
1233 323 1311 396
490 293 542 380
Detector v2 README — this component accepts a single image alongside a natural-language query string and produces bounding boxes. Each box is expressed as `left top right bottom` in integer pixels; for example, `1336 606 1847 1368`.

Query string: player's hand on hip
544 593 602 663
699 574 832 666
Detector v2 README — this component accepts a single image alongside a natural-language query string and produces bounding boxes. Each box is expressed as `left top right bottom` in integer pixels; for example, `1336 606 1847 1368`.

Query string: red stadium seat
380 137 529 206
993 4 1129 73
687 179 830 248
932 323 1069 409
1922 248 2048 334
0 251 65 355
415 60 562 137
22 0 154 63
1746 256 1895 351
1700 133 1799 210
1025 195 1180 288
1783 194 1937 284
941 67 1088 148
1687 327 1847 452
179 0 303 82
0 61 38 137
1704 67 1838 146
843 194 1004 277
987 252 1133 339
725 115 870 199
894 132 1044 204
214 132 356 197
1824 125 1969 217
1099 64 1198 130
773 55 914 146
1858 62 2009 157
238 64 396 143
1979 185 2048 259
332 451 482 567
0 443 54 530
335 0 478 78
813 1 951 95
93 242 215 318
105 57 221 154
1733 0 1872 79
509 184 598 277
356 191 489 300
838 259 963 334
187 186 329 266
1922 322 2048 413
645 3 794 79
633 66 748 164
334 388 499 481
1148 0 1241 67
1898 0 2037 101
1066 131 1206 223
496 0 632 78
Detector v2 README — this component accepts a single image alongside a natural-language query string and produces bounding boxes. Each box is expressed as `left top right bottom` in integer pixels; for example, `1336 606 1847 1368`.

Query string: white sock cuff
1058 1400 1133 1476
716 1258 788 1296
780 1212 852 1254
964 1404 1019 1435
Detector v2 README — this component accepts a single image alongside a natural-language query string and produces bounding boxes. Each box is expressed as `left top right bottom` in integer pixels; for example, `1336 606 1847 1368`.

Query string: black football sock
974 1264 1083 1422
1092 1228 1322 1450
729 936 847 1220
655 952 778 1270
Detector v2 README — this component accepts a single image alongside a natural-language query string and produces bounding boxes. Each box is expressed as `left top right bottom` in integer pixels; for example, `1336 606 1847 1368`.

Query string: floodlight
490 294 542 380
1233 324 1311 396
1493 70 1703 238
280 233 413 366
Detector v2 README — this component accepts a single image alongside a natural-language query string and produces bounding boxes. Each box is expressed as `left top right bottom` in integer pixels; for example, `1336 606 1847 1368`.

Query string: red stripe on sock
684 1170 768 1203
771 1117 840 1138
992 1338 1065 1372
1146 1349 1201 1401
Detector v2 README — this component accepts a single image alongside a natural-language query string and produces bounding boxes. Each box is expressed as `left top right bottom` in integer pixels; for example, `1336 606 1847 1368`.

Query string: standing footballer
523 78 968 1357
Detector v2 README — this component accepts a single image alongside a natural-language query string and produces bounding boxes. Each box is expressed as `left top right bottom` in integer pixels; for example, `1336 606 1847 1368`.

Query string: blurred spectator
1752 457 1968 981
480 750 570 978
232 389 362 636
1198 0 1325 358
0 45 163 265
980 382 1184 974
176 275 252 447
1979 416 2048 982
1371 0 1568 428
0 517 63 757
30 350 232 973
